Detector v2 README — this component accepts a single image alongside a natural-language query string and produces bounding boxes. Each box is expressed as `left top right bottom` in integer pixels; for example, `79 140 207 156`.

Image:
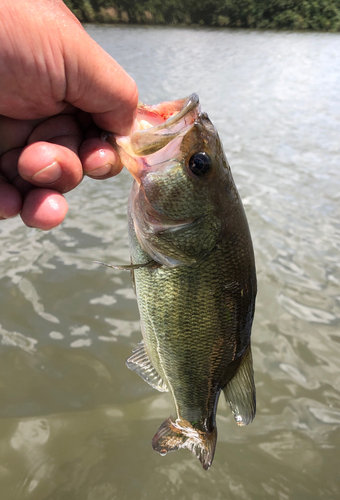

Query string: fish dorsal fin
223 344 256 426
126 341 168 393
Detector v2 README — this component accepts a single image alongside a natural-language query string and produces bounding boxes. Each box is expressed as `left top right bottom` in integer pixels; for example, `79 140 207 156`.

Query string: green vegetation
64 0 340 31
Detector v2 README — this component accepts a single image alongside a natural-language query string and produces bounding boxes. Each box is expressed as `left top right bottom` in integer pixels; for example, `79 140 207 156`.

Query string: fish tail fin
152 418 217 470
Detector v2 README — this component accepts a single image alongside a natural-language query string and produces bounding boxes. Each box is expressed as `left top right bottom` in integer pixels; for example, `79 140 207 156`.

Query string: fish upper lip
138 93 200 134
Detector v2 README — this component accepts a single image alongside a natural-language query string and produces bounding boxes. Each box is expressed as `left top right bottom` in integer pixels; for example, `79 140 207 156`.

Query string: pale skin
0 0 138 230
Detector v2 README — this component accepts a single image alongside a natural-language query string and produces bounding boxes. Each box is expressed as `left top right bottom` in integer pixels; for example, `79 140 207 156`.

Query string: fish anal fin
126 341 168 392
152 418 217 471
223 344 256 426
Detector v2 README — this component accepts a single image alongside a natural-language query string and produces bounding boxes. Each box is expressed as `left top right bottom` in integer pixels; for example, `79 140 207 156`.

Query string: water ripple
277 293 337 324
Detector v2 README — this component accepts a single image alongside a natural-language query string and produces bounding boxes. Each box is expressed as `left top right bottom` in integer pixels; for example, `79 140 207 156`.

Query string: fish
104 93 257 470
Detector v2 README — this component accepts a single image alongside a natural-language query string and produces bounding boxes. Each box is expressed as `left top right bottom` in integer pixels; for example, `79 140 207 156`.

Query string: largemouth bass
107 94 257 470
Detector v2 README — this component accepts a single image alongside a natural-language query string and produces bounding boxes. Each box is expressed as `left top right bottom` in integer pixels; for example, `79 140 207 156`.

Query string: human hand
0 0 138 230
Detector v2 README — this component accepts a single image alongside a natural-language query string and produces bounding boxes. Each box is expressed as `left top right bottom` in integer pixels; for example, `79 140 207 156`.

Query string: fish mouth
114 94 201 181
131 93 200 156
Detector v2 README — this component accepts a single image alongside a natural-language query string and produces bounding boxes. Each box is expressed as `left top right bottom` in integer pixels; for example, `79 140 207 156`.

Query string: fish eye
188 152 212 177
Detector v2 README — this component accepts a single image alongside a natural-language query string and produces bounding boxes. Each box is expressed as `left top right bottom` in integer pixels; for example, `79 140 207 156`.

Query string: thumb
1 0 138 134
59 12 138 135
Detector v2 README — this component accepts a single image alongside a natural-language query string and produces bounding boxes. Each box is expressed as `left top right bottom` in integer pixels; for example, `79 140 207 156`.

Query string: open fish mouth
113 93 201 181
130 93 200 155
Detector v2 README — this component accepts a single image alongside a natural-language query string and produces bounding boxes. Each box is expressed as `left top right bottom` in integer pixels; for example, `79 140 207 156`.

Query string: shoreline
82 21 340 35
65 1 340 33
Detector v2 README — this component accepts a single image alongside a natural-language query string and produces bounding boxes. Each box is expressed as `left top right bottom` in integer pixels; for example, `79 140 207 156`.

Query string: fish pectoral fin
223 344 256 426
94 260 160 271
152 418 217 471
126 341 168 392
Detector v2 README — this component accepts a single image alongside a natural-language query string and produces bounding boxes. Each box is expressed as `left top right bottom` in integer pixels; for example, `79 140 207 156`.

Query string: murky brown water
1 26 340 499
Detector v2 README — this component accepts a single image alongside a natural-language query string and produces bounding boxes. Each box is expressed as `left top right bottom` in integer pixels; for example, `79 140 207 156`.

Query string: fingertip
0 182 22 218
93 79 138 135
79 137 123 179
18 142 83 193
20 189 68 230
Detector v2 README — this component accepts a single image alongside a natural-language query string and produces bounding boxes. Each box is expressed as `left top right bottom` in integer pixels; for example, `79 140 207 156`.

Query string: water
1 25 340 499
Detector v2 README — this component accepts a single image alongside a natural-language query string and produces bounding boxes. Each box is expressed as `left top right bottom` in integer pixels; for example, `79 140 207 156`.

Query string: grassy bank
64 0 340 31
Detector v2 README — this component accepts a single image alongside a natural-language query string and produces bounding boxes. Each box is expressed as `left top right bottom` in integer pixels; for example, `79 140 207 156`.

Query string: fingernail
32 161 62 183
89 164 112 177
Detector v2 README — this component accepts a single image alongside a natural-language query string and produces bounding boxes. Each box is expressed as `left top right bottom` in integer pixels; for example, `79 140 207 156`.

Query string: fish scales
109 93 257 470
130 217 254 417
